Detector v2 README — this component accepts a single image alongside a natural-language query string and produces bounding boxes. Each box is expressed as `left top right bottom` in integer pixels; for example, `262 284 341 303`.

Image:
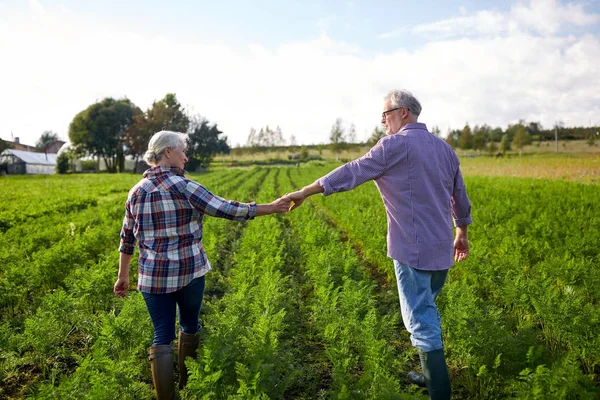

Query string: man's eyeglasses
381 107 407 119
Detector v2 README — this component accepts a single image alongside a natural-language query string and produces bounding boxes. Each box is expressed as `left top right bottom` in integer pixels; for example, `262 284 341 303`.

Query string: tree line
59 93 229 173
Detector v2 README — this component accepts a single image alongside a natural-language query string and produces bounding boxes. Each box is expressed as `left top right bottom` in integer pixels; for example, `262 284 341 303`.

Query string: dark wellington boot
148 344 177 400
178 331 200 389
417 348 451 400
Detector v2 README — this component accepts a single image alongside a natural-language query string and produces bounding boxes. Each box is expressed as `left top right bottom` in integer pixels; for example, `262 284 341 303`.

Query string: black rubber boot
408 349 451 400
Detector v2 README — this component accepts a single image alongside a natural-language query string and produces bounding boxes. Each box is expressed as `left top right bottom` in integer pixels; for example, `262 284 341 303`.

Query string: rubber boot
408 349 451 400
148 344 177 400
178 331 200 389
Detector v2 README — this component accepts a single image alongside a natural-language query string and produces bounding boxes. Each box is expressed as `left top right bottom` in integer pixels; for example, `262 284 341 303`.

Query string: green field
0 161 599 399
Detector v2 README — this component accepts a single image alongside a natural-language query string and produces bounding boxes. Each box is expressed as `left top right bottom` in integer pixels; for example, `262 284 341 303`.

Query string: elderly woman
113 131 290 399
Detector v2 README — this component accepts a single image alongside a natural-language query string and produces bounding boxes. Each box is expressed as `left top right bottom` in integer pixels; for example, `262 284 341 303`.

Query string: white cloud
408 0 600 39
0 1 599 148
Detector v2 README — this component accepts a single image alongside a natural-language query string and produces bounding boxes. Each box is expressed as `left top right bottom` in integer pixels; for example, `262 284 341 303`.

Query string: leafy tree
459 124 473 150
0 137 11 153
186 115 229 170
329 118 346 160
512 125 530 156
367 126 385 146
445 129 461 148
431 126 441 137
500 134 510 155
55 152 69 174
36 130 59 151
122 93 189 172
487 140 498 156
472 125 490 151
70 98 141 173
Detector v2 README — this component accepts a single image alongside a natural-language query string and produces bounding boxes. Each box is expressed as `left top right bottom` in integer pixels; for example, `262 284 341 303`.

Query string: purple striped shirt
317 122 472 270
119 166 256 293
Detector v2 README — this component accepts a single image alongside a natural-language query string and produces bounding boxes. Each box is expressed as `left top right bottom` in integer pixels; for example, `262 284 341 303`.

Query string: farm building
0 149 58 174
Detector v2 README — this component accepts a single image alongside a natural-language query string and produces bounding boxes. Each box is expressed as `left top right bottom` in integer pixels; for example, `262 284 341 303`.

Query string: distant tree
472 125 490 151
459 124 473 150
367 126 385 146
69 97 141 173
431 126 441 137
487 140 498 156
490 127 504 142
186 115 229 169
348 124 357 144
55 152 70 174
289 134 298 153
512 125 530 156
122 93 189 172
329 118 346 160
300 145 309 160
36 130 59 151
0 137 11 153
500 134 510 155
445 129 461 148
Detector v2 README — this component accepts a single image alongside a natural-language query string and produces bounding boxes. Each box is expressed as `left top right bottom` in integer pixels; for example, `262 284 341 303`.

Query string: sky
0 0 599 147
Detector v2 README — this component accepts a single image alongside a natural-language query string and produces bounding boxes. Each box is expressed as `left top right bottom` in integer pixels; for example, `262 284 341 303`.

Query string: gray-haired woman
114 131 290 399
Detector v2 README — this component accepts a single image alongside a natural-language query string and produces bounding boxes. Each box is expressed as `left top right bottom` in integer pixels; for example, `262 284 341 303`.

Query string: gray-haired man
286 90 472 399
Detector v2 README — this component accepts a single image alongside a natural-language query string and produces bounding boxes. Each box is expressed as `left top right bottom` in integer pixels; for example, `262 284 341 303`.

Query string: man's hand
113 277 129 298
453 226 469 262
270 196 292 213
286 190 306 211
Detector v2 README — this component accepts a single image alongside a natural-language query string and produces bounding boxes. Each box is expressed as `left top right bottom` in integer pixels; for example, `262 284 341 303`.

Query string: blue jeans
142 276 206 346
393 260 448 352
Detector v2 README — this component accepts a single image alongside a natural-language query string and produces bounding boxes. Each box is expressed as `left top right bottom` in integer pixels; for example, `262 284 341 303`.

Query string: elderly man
286 89 472 400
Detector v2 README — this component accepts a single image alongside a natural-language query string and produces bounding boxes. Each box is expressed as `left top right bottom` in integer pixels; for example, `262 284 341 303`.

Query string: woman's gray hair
143 130 189 166
385 90 422 117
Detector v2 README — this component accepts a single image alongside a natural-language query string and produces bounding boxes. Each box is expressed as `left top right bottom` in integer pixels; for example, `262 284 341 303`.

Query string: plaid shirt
119 166 256 294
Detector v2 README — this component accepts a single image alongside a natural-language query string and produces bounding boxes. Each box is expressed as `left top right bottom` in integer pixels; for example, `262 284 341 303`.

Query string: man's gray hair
143 130 189 166
385 90 422 117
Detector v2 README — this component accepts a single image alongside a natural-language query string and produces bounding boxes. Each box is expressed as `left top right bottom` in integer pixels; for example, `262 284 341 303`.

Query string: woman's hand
270 196 292 213
113 277 129 298
286 190 306 211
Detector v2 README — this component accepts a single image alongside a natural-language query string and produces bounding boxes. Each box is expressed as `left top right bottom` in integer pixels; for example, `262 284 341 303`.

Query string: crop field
0 159 599 399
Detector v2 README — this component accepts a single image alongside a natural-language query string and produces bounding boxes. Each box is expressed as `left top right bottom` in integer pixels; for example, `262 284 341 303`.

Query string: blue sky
1 0 599 146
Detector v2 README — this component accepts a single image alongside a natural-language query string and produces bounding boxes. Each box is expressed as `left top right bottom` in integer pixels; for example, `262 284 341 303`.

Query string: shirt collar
396 122 428 135
143 165 187 178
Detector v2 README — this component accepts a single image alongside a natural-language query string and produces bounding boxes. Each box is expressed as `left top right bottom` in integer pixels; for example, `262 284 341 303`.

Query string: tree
445 129 461 148
186 115 229 170
70 97 141 173
348 124 357 144
36 130 59 151
367 126 385 146
459 124 473 150
512 126 530 156
500 134 510 155
329 118 346 160
0 137 11 154
431 126 441 137
122 93 189 172
487 140 498 156
472 125 490 151
56 152 70 174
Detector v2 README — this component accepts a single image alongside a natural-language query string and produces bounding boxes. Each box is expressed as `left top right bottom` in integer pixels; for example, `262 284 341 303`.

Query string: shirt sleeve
317 140 387 196
119 200 137 255
451 165 473 227
185 180 256 220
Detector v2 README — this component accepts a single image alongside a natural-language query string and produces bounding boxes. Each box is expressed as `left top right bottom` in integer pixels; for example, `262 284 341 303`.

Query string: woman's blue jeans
142 276 206 346
393 260 448 352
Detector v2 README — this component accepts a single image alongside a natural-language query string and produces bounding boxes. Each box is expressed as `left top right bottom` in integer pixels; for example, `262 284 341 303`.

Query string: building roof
1 149 57 165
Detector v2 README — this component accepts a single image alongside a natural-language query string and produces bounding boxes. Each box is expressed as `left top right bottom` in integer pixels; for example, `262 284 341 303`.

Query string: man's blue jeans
393 260 448 352
142 276 206 346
